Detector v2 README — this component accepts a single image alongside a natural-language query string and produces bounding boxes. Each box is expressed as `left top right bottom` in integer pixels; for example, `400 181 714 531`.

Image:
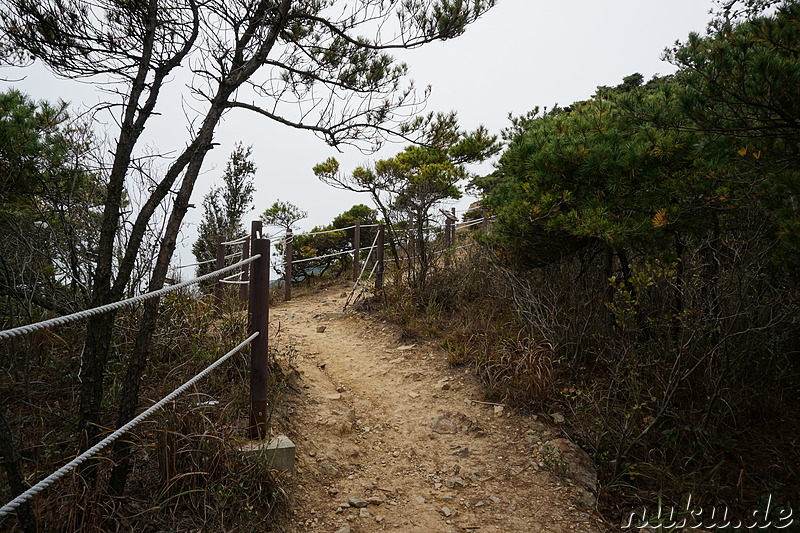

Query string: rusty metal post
353 221 361 280
214 236 224 313
248 236 270 439
239 237 250 301
375 223 384 290
482 208 489 232
284 229 292 301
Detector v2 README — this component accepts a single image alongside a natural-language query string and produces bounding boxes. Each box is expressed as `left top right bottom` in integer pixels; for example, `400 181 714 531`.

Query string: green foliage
276 204 378 282
0 89 101 317
260 200 308 233
316 111 499 285
192 143 256 280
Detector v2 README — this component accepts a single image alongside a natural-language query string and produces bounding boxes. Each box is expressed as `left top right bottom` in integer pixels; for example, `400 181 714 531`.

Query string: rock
309 451 317 458
444 477 464 489
359 508 371 518
375 515 384 523
348 496 369 508
334 525 351 533
543 438 598 493
551 412 565 424
388 357 405 364
475 501 485 508
408 392 420 399
324 393 342 400
440 506 454 518
406 371 427 381
414 495 426 504
397 344 417 351
451 447 469 458
366 495 385 505
429 414 459 434
318 462 339 476
316 325 327 333
494 405 504 416
489 495 501 504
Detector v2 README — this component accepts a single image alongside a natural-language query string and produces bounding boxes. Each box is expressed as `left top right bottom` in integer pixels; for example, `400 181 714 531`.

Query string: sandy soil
269 282 609 533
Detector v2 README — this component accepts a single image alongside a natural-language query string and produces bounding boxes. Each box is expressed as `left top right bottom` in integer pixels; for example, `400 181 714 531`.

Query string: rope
0 255 260 341
220 280 250 285
0 332 258 518
292 249 353 265
221 235 248 246
296 225 355 237
177 258 216 269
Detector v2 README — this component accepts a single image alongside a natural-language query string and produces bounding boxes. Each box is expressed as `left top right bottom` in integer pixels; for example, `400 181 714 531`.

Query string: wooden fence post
248 235 270 439
444 219 452 267
284 229 292 301
215 236 224 314
375 223 384 290
353 221 361 280
451 207 457 245
240 237 250 301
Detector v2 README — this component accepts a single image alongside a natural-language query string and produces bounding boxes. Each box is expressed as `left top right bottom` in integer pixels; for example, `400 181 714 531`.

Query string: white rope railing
0 255 260 341
221 235 248 246
295 225 355 237
293 248 354 265
0 332 258 518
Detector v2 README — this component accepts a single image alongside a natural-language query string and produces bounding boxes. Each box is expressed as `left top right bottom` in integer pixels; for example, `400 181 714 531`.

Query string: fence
0 208 492 521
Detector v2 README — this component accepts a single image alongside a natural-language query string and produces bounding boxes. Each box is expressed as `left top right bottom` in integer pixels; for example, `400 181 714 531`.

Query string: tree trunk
0 407 36 533
108 101 225 495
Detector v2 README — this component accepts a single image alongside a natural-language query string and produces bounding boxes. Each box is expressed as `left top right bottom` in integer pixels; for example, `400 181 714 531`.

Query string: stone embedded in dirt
366 495 385 505
444 477 465 489
348 496 369 508
475 501 485 507
451 447 469 458
414 495 426 504
359 508 371 518
334 525 351 533
316 325 327 333
440 506 454 517
397 344 417 351
494 405 504 416
408 392 420 399
375 514 385 523
324 393 342 400
406 370 427 381
551 412 565 424
430 416 458 434
543 438 598 494
318 462 339 476
489 495 501 504
388 357 405 364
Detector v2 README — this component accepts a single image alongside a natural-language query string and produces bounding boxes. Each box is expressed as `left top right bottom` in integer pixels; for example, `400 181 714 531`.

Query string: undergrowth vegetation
0 288 290 532
381 240 800 522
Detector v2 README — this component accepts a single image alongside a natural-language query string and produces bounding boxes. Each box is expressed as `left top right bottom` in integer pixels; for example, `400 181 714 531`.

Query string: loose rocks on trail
268 282 607 533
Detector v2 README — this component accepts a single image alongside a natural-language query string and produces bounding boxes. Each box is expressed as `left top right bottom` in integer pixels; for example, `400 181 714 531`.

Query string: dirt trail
270 282 607 533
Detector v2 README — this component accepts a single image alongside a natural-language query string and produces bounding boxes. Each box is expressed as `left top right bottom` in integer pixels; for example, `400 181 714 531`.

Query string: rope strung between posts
0 255 261 341
0 332 259 518
344 231 381 309
221 235 248 246
293 248 355 265
295 224 356 237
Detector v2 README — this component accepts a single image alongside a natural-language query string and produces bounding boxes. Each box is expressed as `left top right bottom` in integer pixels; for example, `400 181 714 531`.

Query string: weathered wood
376 223 384 290
249 236 270 439
284 229 292 301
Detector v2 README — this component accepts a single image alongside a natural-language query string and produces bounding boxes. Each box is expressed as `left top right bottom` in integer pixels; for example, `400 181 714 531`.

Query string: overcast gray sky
3 0 716 268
